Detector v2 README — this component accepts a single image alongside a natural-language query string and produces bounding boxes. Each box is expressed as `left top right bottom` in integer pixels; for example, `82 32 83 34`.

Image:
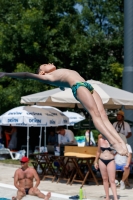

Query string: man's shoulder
126 144 132 152
113 121 117 125
66 129 73 132
124 121 130 126
15 168 22 173
65 129 73 134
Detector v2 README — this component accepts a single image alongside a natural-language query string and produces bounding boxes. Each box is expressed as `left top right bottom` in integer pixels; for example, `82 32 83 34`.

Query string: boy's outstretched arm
0 72 52 83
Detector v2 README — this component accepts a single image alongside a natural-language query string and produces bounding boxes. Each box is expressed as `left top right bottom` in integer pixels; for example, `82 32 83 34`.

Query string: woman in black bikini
94 134 118 200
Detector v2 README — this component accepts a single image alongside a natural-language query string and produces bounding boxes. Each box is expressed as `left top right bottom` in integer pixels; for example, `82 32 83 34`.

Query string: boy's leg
76 87 127 155
92 91 127 149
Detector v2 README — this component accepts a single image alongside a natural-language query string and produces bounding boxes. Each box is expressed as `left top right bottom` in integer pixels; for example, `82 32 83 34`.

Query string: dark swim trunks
25 188 30 195
71 82 94 100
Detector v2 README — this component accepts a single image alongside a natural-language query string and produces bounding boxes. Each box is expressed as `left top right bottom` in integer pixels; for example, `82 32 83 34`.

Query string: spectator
115 134 132 190
8 126 17 150
4 129 11 148
94 134 118 200
12 156 51 200
113 110 132 138
85 130 96 146
48 130 58 145
56 126 76 145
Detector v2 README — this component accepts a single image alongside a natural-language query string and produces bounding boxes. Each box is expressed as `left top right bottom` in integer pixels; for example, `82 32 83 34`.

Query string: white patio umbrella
63 110 85 126
33 105 68 125
0 106 69 156
32 105 69 147
0 106 69 126
20 80 133 109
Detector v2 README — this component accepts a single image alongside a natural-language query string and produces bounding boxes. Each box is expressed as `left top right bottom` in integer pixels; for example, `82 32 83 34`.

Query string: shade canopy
63 111 85 126
0 105 69 126
21 80 133 109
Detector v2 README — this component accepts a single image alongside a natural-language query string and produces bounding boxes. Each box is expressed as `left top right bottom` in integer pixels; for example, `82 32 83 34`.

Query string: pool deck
0 163 133 200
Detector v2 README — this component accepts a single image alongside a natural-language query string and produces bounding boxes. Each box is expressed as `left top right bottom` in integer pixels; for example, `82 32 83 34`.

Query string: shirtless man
0 64 128 155
12 156 51 200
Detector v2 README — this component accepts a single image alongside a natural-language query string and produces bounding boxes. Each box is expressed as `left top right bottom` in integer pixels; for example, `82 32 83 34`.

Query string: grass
0 158 34 166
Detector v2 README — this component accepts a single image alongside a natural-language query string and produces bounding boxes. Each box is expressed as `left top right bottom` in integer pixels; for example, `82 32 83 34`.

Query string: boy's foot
44 192 51 200
112 143 128 156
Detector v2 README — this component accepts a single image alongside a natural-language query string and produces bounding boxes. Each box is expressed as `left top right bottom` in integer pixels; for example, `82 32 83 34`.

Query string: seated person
56 126 77 145
56 126 76 172
115 134 132 190
48 130 58 146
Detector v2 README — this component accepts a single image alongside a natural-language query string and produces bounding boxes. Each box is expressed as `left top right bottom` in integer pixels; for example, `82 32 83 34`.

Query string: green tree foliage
78 0 124 83
0 0 124 114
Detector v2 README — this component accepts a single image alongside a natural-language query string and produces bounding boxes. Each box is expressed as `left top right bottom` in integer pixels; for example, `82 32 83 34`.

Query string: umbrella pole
44 127 46 147
39 127 42 148
27 127 29 157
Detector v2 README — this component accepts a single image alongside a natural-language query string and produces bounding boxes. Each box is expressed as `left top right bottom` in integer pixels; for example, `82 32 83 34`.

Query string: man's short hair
56 126 64 131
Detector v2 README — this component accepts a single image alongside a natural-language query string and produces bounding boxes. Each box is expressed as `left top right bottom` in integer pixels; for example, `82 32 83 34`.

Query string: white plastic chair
0 148 19 160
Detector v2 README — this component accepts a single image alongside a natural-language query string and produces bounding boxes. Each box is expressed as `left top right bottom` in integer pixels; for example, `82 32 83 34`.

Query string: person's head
117 110 124 121
98 134 102 139
56 126 65 136
49 130 55 136
98 134 107 140
20 156 29 169
36 63 56 75
86 130 90 133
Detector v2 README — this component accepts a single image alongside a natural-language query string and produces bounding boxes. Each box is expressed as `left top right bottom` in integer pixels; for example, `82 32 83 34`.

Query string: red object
20 157 29 162
5 133 11 148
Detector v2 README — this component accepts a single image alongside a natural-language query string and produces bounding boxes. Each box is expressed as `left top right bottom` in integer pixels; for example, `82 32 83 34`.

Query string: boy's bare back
39 65 85 88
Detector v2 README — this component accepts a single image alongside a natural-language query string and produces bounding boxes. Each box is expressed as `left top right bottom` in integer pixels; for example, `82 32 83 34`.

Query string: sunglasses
20 161 27 164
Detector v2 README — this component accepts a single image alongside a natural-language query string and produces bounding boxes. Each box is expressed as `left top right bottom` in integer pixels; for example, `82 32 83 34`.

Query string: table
30 153 55 181
64 146 99 186
56 155 75 184
31 153 71 183
31 146 99 186
70 155 99 186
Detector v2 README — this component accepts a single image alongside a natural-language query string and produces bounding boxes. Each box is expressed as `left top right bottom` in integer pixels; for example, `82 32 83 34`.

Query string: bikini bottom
99 158 114 166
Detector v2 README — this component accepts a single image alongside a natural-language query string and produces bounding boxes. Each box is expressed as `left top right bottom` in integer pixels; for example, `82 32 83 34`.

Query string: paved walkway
0 163 133 200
